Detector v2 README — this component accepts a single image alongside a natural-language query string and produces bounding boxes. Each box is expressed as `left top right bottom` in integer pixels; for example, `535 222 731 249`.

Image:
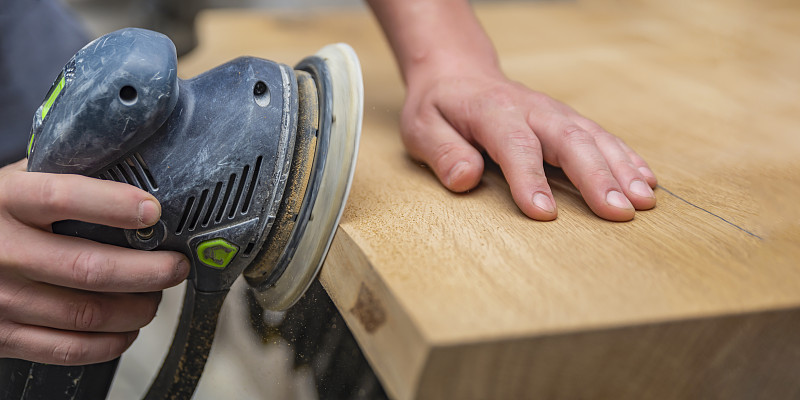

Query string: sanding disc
255 43 363 310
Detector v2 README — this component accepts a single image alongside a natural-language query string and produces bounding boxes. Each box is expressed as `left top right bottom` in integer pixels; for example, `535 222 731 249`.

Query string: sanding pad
254 43 363 310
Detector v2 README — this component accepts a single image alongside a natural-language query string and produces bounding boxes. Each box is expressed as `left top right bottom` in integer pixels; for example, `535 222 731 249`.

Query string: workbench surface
179 1 800 398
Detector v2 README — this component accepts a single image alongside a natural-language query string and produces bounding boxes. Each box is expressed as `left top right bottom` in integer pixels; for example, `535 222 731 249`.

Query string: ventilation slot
95 153 158 191
174 157 263 235
133 153 158 190
127 162 146 190
116 163 137 189
216 174 237 223
243 241 256 257
188 189 209 232
202 182 223 227
241 156 263 214
176 197 195 235
106 168 121 182
229 165 249 218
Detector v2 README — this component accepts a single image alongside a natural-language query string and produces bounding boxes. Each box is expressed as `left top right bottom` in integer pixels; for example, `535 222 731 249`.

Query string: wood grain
179 1 800 398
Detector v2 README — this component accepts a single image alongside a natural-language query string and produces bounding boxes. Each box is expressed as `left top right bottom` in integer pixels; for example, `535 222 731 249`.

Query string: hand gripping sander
20 28 363 399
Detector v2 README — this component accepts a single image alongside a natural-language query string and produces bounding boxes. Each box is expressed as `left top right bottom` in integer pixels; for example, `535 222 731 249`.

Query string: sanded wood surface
179 1 800 398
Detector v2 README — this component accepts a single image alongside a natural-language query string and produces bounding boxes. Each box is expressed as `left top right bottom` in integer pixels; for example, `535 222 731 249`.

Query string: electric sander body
14 28 363 399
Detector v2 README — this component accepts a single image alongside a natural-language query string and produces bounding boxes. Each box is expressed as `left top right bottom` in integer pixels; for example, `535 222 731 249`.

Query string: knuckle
587 128 610 140
69 297 105 331
52 339 89 365
586 168 615 183
38 175 71 213
70 251 114 289
523 164 548 181
400 109 437 144
576 117 606 136
503 132 542 158
559 125 593 146
467 93 517 126
527 90 552 106
610 158 637 171
482 90 517 110
431 141 465 171
153 255 185 288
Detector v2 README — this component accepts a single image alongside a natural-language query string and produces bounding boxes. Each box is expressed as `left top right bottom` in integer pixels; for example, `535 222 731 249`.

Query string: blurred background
64 0 540 56
65 0 367 56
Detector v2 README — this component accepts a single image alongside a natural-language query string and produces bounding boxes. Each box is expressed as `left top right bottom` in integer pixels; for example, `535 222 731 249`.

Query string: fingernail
138 199 160 226
638 166 656 181
447 161 469 187
532 192 555 213
175 257 191 280
606 190 633 209
629 180 654 198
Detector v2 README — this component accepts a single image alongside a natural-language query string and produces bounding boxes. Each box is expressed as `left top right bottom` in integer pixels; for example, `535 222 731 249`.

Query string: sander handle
0 359 119 400
144 285 227 399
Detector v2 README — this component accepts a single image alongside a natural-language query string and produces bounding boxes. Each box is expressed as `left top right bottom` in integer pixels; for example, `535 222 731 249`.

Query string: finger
0 322 138 365
2 227 189 292
1 278 161 332
617 139 658 188
591 132 656 210
470 113 557 220
402 110 484 192
0 171 161 229
536 119 635 221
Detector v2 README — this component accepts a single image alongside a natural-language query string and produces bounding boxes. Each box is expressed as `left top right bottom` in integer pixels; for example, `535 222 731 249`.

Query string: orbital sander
12 28 363 399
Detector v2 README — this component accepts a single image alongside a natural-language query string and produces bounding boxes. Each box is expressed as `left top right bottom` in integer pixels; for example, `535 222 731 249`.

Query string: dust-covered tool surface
247 43 363 311
16 27 362 399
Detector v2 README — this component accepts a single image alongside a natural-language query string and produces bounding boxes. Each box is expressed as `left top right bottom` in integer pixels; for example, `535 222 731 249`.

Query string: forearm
366 0 501 86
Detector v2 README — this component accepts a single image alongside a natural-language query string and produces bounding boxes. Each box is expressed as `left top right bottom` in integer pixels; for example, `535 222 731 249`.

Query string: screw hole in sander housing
119 85 138 105
253 80 270 107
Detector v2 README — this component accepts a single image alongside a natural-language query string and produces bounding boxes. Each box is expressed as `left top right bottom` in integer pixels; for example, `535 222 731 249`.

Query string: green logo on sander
197 238 239 269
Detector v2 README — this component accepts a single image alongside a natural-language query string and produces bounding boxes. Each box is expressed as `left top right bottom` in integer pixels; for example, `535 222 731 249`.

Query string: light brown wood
179 1 800 398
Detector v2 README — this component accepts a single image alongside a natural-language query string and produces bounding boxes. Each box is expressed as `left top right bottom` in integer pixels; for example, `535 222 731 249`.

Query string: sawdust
243 70 318 284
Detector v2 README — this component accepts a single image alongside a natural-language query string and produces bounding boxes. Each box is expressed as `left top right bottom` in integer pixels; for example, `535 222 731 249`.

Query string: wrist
369 0 503 87
404 51 504 91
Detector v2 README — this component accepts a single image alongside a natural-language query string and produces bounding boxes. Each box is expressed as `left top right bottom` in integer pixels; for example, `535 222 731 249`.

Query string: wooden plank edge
319 226 430 400
416 306 800 399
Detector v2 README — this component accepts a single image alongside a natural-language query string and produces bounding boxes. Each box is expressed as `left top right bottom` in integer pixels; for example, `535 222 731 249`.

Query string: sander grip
0 359 119 400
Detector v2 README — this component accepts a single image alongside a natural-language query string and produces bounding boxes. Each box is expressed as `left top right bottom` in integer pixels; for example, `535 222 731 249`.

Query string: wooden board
179 1 800 398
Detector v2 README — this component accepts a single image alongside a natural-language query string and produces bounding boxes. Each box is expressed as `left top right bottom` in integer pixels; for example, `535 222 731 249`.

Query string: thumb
402 112 484 192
